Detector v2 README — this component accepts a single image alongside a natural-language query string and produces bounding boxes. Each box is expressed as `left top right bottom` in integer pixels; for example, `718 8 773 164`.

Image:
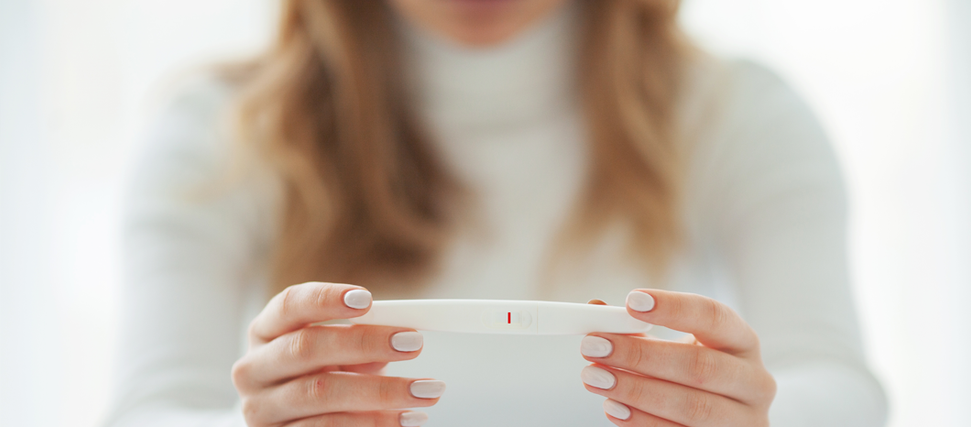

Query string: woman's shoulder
131 68 262 191
143 70 239 151
678 54 846 227
126 69 280 243
678 53 837 170
679 55 818 138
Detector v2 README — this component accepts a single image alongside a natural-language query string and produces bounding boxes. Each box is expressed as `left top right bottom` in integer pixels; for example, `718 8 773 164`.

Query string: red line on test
507 312 511 324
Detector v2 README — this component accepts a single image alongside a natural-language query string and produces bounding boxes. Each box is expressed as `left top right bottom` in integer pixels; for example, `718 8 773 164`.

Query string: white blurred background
0 0 968 426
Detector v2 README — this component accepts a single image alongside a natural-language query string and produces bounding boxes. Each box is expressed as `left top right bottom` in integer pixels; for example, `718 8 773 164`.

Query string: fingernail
626 291 655 312
603 399 632 420
581 366 616 389
410 380 446 399
343 289 371 309
399 411 429 426
581 336 613 358
391 332 423 352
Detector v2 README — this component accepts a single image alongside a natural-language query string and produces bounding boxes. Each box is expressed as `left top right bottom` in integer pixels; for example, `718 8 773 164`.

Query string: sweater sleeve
103 79 275 427
690 60 888 426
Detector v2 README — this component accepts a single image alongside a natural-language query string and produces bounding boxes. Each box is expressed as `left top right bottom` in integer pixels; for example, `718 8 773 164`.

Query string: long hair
230 0 689 295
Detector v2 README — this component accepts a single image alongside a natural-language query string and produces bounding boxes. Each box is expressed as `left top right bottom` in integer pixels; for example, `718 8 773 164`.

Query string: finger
253 372 445 423
625 290 759 356
341 361 389 375
235 325 422 388
582 364 754 427
581 334 771 404
601 399 685 427
588 299 608 305
285 410 429 427
250 282 371 343
678 334 700 345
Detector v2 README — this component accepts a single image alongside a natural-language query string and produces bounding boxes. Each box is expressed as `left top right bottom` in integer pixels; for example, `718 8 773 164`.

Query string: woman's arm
103 77 445 427
698 60 887 426
579 60 887 427
103 78 271 427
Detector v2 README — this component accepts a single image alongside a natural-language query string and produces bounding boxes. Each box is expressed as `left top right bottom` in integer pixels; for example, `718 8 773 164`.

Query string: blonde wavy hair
229 0 690 296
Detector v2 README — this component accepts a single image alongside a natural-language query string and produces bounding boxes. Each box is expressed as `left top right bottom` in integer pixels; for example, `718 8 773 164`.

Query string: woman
105 0 887 426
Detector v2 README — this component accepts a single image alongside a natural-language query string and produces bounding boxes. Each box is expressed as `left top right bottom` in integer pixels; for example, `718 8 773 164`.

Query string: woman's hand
580 290 776 427
231 282 444 427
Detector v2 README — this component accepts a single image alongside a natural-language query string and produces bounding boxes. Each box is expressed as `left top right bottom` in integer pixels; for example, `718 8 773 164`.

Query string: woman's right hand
231 282 444 427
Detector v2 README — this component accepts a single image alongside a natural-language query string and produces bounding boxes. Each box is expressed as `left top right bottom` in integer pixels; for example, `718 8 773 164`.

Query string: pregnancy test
348 299 651 335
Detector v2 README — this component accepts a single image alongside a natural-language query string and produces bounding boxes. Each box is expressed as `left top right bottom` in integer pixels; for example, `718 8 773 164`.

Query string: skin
231 2 777 425
231 283 776 426
584 291 776 426
232 283 440 426
388 0 571 46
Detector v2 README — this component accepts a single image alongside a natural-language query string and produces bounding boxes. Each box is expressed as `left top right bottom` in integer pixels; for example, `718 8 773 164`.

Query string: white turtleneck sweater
105 5 887 427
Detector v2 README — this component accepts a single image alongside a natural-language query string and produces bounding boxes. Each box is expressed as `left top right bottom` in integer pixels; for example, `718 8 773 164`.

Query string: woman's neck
398 2 580 133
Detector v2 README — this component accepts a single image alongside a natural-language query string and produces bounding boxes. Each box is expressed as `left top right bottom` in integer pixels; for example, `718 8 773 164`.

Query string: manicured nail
399 411 429 426
581 366 616 389
603 399 632 420
391 331 423 352
410 380 446 399
343 289 371 309
581 336 613 358
626 291 655 312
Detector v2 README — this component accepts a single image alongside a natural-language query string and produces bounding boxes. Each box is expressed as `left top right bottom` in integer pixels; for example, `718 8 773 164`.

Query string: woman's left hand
580 289 776 427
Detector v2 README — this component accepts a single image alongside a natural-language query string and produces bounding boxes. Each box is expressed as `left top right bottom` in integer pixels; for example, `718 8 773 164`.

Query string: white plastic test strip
348 299 652 335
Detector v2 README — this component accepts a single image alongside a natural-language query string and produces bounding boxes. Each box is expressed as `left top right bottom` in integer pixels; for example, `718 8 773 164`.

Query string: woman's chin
437 0 530 47
439 24 524 47
390 0 567 48
449 0 519 11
